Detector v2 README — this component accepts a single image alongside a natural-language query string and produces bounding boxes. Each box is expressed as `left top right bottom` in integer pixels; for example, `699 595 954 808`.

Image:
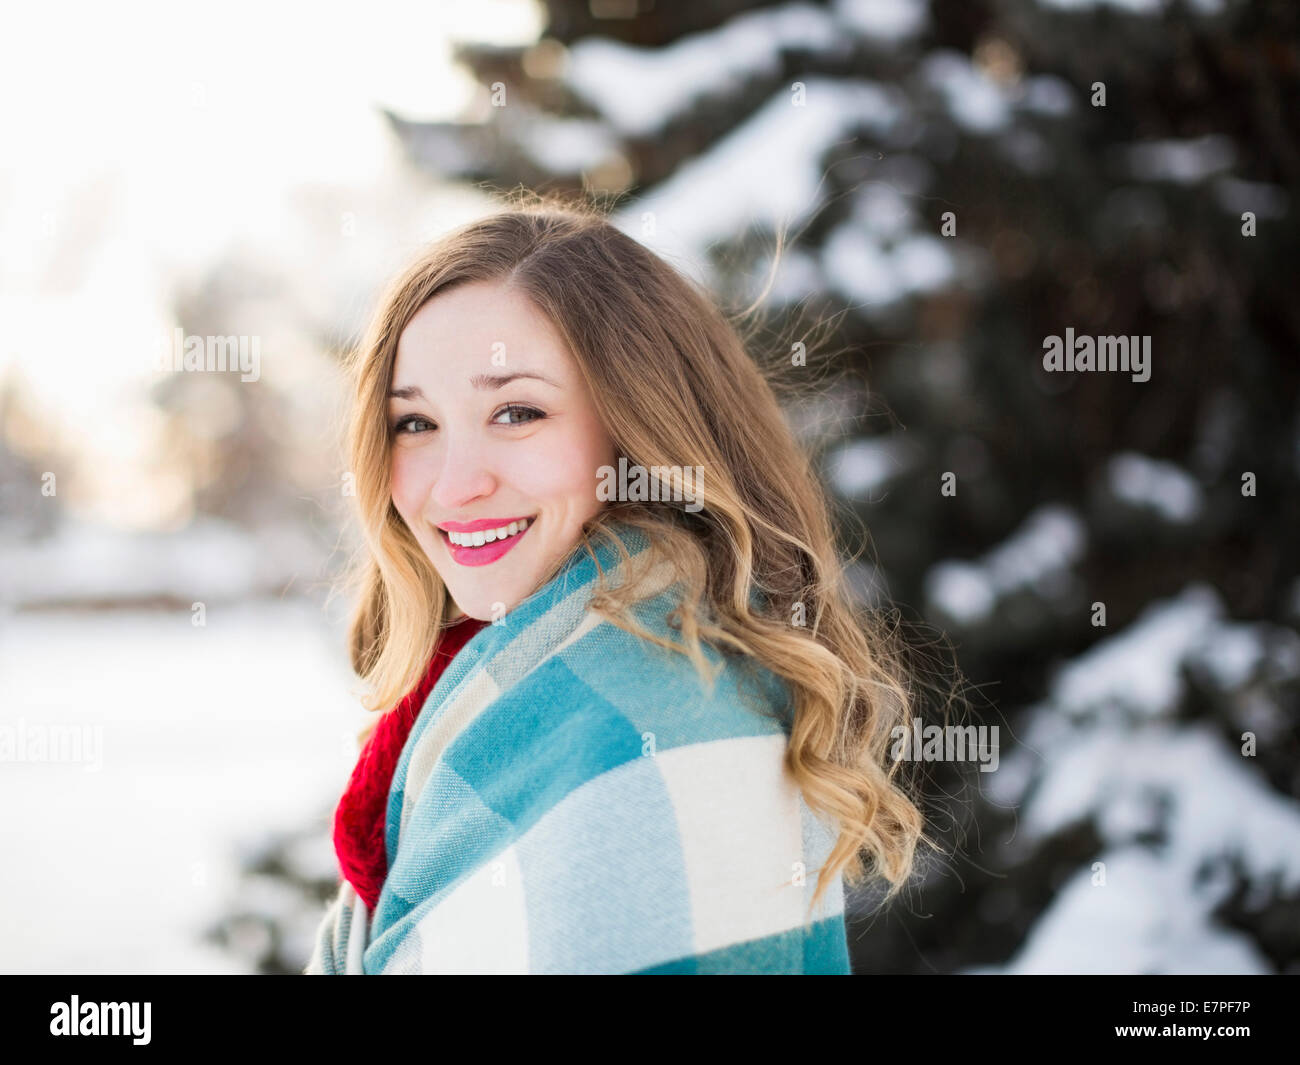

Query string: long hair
338 190 948 916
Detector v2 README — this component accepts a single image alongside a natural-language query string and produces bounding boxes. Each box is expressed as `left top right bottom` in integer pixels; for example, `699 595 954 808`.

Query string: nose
427 429 497 513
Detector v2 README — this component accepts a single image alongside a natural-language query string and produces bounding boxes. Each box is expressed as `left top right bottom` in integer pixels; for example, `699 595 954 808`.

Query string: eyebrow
388 371 561 400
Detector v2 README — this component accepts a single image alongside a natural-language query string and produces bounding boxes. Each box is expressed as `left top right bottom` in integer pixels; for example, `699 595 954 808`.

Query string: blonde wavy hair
338 190 949 917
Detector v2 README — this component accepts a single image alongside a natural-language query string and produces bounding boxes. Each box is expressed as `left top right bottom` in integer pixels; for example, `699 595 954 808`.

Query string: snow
824 436 917 500
854 183 913 240
612 78 905 285
924 568 990 627
820 183 958 310
1125 134 1237 185
564 4 844 138
1050 584 1219 717
1018 75 1076 118
926 564 997 628
1039 0 1162 12
1002 721 1300 972
822 226 901 308
1191 621 1276 691
978 582 1300 973
1038 0 1224 12
781 386 868 451
1107 451 1204 523
564 0 926 141
584 8 1013 285
0 603 367 973
1212 176 1289 219
512 112 618 173
833 0 927 41
920 51 1013 134
892 234 957 290
0 516 329 608
988 846 1272 974
924 504 1087 626
992 582 1299 791
755 245 826 307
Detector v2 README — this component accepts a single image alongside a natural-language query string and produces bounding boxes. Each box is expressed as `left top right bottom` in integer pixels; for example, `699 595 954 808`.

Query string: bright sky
0 0 543 526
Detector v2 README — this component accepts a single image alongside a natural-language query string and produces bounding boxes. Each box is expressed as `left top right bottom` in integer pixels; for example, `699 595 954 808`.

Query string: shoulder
494 607 828 898
529 600 796 748
440 606 793 822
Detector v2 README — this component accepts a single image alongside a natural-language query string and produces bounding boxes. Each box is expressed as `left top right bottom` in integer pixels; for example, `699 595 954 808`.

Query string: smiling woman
308 192 933 975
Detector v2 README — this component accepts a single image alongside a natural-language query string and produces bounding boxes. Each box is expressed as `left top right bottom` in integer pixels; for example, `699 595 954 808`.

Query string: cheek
510 424 613 506
389 449 428 523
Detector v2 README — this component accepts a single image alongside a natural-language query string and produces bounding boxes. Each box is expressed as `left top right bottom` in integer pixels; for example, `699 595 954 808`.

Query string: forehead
394 280 571 379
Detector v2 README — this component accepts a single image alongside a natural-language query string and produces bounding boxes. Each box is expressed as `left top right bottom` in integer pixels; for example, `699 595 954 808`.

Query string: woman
306 194 930 974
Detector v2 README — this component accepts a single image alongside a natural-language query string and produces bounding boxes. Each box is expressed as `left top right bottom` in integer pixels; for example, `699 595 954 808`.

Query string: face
388 279 618 622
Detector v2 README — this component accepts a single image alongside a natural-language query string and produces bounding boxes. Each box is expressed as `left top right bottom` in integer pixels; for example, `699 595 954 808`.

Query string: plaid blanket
305 521 851 974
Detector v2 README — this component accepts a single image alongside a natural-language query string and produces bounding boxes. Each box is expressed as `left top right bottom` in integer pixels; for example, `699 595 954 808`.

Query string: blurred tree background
199 0 1300 973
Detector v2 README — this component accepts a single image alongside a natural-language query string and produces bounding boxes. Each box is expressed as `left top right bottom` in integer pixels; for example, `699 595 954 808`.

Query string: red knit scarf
333 616 488 912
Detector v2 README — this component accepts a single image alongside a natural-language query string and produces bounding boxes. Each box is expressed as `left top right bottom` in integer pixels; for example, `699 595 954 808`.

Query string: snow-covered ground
0 601 366 973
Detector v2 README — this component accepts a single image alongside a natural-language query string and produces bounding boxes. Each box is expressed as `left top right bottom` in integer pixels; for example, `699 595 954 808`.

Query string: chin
444 583 524 622
460 602 502 623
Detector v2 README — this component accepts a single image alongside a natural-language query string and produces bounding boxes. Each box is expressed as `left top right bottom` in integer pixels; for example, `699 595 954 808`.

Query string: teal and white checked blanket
305 521 851 974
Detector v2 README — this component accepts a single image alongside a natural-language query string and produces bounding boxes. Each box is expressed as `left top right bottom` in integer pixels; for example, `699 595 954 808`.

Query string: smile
437 516 535 567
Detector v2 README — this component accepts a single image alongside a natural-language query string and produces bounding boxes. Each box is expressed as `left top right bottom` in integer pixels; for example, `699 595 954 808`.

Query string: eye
492 404 545 426
392 414 435 434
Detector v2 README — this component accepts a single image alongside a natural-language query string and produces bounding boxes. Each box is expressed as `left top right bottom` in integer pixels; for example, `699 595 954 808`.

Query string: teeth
447 518 529 547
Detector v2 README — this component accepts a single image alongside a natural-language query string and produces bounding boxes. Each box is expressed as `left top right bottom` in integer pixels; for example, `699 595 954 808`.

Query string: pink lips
437 516 535 567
